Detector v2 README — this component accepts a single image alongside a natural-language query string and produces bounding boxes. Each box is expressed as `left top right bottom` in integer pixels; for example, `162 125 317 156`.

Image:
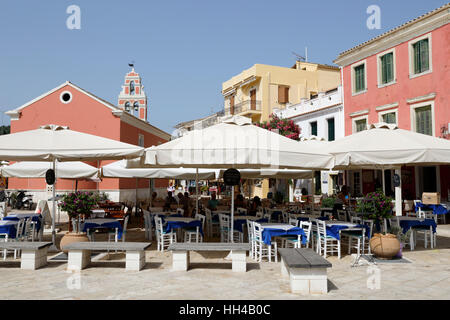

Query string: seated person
234 194 246 210
163 191 177 211
249 196 261 215
207 192 219 211
178 192 192 217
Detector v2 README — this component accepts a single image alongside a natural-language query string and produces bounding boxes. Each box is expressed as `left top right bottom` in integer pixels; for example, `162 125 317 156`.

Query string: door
422 166 437 192
230 96 235 115
250 89 256 110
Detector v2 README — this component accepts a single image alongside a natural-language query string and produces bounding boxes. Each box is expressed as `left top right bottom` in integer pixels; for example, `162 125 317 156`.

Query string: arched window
133 101 139 111
130 81 135 95
124 101 131 112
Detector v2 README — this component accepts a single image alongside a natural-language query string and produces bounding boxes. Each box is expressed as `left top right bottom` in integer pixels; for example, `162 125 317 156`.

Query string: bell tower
118 66 148 121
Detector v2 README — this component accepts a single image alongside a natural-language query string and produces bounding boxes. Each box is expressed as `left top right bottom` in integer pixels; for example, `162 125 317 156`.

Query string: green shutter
414 39 429 74
354 64 365 92
381 53 394 84
328 118 335 141
382 112 396 124
311 122 317 136
355 119 367 132
415 106 432 135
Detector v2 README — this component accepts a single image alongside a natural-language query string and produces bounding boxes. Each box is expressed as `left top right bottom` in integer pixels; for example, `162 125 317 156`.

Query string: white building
273 86 344 196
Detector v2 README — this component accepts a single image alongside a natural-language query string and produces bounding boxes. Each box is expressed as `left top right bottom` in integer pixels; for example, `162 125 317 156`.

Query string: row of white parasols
0 116 449 247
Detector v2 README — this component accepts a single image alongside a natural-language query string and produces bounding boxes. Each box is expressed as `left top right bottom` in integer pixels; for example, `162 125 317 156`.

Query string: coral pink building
334 4 450 201
5 68 171 202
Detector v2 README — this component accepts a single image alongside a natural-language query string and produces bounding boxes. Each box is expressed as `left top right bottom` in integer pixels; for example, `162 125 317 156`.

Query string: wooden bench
168 242 250 272
63 242 151 271
278 248 332 295
0 242 52 270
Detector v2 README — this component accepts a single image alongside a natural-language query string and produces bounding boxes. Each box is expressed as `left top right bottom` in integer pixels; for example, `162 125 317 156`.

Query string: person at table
234 194 246 210
163 191 177 211
207 192 219 211
177 192 191 217
249 196 261 215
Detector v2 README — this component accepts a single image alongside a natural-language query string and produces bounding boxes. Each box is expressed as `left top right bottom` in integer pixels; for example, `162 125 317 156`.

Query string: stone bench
63 242 151 271
168 242 250 272
0 242 52 270
278 248 332 295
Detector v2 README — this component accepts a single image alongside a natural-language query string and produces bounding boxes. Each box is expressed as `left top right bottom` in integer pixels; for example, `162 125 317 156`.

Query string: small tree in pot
58 191 97 252
356 190 400 259
59 191 97 233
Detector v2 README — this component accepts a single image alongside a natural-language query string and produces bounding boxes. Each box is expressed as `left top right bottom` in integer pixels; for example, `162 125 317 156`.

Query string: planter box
422 192 440 205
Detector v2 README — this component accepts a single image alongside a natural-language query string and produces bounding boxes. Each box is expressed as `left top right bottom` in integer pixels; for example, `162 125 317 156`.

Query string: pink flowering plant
59 191 97 219
356 189 393 220
254 113 301 141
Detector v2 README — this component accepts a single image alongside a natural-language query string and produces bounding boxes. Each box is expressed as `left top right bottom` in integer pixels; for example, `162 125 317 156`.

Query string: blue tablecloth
165 220 204 237
83 221 123 239
415 202 449 215
327 224 370 240
0 222 17 238
3 215 41 232
234 218 267 233
400 219 437 234
262 227 306 246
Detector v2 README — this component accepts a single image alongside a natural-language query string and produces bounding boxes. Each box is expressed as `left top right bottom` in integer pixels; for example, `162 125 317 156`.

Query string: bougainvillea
59 191 97 218
254 113 301 141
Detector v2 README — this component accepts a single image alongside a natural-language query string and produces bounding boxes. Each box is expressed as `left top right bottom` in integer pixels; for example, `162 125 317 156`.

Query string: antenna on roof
292 51 305 62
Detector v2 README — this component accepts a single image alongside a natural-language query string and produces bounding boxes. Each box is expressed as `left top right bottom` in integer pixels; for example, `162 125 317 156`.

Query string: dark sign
45 169 55 185
393 174 401 187
223 168 241 186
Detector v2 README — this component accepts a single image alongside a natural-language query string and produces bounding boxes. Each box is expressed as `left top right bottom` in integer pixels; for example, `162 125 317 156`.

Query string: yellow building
222 61 341 199
222 61 341 123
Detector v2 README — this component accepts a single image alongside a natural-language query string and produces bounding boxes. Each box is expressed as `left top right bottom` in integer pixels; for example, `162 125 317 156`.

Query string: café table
164 217 203 239
0 220 19 238
233 216 267 233
4 213 42 233
259 223 307 262
82 218 123 240
415 201 448 224
397 217 437 250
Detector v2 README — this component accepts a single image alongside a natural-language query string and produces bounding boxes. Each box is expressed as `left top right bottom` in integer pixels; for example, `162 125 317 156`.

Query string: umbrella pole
50 159 57 251
382 169 386 194
135 178 139 219
195 168 199 216
395 167 402 217
230 186 234 243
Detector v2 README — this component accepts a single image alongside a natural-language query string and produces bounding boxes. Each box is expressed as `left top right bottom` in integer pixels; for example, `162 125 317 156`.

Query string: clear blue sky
0 0 446 134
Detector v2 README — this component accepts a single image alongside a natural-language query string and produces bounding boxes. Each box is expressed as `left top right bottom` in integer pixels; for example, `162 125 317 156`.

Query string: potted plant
58 191 97 252
389 226 412 258
321 197 335 209
357 190 399 259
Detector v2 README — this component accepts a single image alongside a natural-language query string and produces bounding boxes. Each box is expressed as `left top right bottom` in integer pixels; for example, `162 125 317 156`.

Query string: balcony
225 100 262 116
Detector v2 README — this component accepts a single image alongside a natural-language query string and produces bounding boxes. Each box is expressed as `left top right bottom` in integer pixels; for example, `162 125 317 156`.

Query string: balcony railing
225 100 261 115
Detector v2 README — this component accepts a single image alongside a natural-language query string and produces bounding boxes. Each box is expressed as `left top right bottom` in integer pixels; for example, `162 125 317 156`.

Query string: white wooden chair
154 216 176 251
236 207 247 215
316 220 341 259
184 213 205 243
0 233 9 260
143 210 152 240
337 210 347 221
281 210 289 224
246 219 255 259
252 222 277 262
205 209 220 238
108 215 129 243
0 202 6 219
218 213 242 243
413 212 435 249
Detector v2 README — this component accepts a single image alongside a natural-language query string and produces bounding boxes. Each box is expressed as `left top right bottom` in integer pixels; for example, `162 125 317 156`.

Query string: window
327 118 335 141
380 52 394 84
310 121 317 136
409 33 432 78
138 134 144 147
229 96 235 115
415 105 432 135
413 39 429 74
59 91 72 104
130 81 135 95
124 101 131 112
355 118 367 132
352 61 366 94
278 86 289 104
382 112 396 124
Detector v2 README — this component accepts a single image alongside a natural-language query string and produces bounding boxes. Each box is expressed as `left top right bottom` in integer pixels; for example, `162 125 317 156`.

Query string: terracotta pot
59 232 90 253
369 233 400 259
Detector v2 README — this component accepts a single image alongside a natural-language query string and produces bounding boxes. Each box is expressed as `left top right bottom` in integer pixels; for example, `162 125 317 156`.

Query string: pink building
334 4 450 200
5 68 171 202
